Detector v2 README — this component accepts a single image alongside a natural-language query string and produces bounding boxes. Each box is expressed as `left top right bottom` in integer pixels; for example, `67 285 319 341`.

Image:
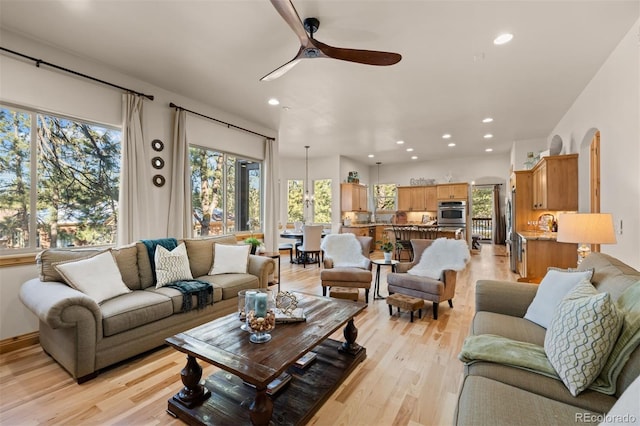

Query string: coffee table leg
249 386 273 426
338 318 363 356
174 355 210 408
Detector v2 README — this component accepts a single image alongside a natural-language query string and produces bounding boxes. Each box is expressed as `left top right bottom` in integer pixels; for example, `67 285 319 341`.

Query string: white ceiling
0 1 638 164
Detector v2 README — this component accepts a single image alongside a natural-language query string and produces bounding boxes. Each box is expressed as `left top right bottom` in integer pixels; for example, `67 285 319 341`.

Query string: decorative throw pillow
524 268 594 328
209 244 250 275
544 279 623 396
155 243 193 288
54 250 132 304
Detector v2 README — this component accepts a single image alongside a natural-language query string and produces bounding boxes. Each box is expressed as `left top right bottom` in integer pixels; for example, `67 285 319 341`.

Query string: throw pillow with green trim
544 278 623 396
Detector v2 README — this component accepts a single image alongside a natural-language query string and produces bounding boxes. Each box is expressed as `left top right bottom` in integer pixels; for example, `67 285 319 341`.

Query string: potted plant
376 236 400 262
245 236 261 254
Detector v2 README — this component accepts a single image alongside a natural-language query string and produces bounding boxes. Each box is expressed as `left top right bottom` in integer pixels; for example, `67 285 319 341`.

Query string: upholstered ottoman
386 293 424 322
321 268 372 303
329 286 359 301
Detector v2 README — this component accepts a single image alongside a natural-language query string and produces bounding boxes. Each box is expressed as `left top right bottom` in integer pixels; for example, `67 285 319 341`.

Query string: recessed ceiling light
493 33 513 45
448 143 456 147
406 148 414 152
411 156 418 160
485 148 493 152
484 134 493 139
442 133 452 139
268 98 280 106
396 140 404 145
368 154 375 158
482 117 493 123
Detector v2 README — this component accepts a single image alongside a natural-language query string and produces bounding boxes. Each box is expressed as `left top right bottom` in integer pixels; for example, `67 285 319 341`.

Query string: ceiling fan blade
269 0 310 46
313 39 401 66
260 48 304 81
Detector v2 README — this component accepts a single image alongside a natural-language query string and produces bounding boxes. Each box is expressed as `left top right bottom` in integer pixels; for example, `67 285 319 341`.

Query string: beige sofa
19 235 275 383
455 252 640 425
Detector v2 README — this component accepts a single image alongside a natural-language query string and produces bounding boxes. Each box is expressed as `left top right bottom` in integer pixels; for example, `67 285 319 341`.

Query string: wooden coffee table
165 293 367 425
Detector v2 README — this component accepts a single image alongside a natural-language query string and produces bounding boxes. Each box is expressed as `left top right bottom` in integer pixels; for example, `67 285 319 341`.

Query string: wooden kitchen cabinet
397 186 437 211
341 183 368 212
524 239 578 279
531 154 578 210
437 183 469 200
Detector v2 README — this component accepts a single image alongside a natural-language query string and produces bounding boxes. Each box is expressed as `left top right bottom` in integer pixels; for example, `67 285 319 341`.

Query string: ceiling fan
260 0 402 81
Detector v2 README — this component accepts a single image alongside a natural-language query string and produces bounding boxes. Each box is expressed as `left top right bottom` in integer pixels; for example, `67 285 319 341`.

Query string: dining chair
296 225 323 268
393 225 414 261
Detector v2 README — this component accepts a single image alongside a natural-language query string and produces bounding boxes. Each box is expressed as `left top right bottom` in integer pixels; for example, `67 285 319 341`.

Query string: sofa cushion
38 248 103 282
183 235 239 278
387 272 442 294
54 251 132 304
100 290 173 336
110 243 140 290
524 268 594 329
154 243 193 288
209 244 250 275
455 375 600 426
464 362 617 414
146 285 222 313
322 267 373 283
545 280 623 396
197 273 258 300
472 311 546 346
579 253 640 301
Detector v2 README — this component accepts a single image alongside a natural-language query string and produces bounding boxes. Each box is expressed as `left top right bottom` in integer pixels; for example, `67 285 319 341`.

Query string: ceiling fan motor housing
303 17 320 37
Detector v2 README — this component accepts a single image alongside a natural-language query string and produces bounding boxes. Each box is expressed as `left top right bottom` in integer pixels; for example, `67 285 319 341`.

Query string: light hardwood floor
0 244 517 426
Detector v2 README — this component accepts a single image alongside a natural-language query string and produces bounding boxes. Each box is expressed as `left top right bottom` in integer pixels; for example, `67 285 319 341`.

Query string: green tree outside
313 179 332 223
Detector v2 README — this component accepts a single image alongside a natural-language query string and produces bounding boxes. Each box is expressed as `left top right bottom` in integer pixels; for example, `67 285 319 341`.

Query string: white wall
550 19 639 268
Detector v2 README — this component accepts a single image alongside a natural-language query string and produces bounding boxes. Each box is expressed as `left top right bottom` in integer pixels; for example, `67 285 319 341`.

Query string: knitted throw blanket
165 280 213 312
141 238 178 284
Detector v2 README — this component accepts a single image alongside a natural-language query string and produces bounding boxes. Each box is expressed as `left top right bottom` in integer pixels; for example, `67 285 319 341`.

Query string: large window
190 146 261 236
0 106 121 252
313 179 332 224
287 179 303 223
374 183 397 211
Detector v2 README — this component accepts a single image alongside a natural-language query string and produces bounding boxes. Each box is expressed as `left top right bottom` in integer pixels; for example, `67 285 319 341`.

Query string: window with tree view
190 146 261 236
0 106 121 251
287 179 303 223
313 179 331 223
374 183 397 211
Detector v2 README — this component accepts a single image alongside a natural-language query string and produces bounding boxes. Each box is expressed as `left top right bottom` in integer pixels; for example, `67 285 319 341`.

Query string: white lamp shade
556 213 617 244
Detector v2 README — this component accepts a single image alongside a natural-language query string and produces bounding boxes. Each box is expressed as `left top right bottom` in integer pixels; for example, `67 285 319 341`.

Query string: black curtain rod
0 46 154 101
170 102 274 140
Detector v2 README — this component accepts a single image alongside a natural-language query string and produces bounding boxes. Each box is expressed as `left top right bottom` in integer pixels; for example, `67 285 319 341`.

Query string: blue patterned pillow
544 279 623 396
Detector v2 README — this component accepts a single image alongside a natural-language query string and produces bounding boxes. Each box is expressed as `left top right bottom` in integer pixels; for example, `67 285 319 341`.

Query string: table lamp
556 213 617 265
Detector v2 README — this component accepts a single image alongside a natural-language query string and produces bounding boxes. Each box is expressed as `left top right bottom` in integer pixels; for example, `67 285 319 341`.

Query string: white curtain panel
117 93 151 244
264 138 280 251
167 109 192 238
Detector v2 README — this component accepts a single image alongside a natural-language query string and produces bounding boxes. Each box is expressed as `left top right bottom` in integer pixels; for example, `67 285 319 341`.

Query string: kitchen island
516 231 578 280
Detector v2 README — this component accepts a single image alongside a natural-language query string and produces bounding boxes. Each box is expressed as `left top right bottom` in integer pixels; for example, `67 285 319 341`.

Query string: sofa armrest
247 255 275 288
475 279 538 317
19 278 102 329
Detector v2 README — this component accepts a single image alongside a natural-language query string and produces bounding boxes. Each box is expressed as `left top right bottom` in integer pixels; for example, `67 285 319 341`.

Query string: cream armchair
320 235 373 303
386 239 462 319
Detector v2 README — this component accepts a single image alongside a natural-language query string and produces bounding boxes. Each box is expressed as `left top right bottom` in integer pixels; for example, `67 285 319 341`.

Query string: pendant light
304 146 314 208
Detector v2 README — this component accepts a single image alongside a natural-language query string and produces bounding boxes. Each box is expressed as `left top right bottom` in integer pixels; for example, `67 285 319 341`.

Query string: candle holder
238 289 274 332
245 291 276 343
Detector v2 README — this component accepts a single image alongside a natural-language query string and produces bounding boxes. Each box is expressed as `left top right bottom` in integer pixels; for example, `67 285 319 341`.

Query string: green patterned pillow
544 279 623 396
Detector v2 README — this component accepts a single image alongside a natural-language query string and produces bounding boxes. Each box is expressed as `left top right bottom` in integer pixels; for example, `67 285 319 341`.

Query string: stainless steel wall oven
437 200 467 226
